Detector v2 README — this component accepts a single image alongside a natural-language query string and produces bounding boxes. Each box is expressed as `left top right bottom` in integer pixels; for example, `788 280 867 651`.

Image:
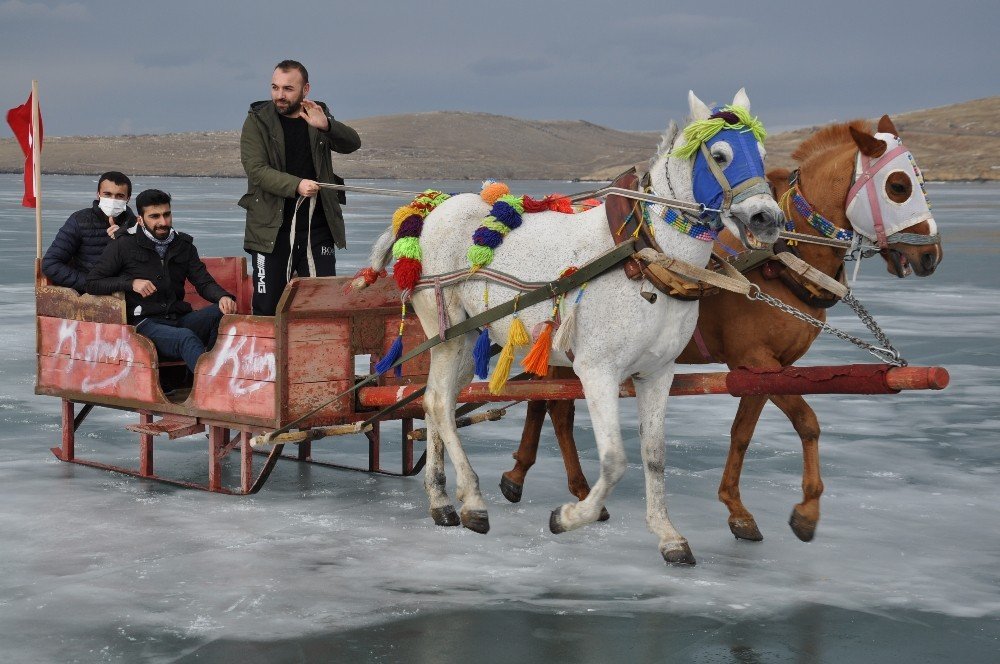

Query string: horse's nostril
921 252 938 270
750 212 766 228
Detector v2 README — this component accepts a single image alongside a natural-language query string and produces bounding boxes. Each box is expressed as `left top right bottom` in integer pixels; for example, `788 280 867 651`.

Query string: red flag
6 92 43 208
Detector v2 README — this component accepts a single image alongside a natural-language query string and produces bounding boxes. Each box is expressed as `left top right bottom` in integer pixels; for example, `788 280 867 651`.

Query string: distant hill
1 97 997 181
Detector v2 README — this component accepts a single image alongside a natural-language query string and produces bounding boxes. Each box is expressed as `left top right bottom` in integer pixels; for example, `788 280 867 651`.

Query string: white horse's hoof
549 507 568 534
461 509 490 534
661 542 696 566
430 505 461 527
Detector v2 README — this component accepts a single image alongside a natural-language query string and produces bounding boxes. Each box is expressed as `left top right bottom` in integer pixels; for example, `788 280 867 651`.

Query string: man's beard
277 98 303 116
151 226 171 239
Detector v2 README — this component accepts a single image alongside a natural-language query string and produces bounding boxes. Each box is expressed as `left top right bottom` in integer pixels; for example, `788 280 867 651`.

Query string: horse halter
844 133 936 251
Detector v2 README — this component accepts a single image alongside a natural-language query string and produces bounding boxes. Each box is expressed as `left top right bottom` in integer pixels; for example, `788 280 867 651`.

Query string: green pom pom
392 237 422 260
497 194 525 214
482 218 510 235
467 245 494 268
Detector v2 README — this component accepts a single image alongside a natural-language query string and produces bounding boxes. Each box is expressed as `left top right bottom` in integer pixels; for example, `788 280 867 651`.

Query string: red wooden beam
355 365 949 408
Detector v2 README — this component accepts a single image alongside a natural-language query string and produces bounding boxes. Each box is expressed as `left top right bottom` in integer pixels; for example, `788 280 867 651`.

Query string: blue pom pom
472 227 504 249
375 334 403 375
492 201 522 228
473 327 491 379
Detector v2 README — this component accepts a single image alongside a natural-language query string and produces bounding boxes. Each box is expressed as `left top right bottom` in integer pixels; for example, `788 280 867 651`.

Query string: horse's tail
346 226 395 292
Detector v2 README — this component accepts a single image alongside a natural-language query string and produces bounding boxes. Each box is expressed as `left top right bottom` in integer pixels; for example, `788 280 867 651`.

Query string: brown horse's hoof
499 475 523 503
461 509 490 534
430 505 460 527
598 507 610 521
729 518 763 542
789 509 817 542
549 508 567 534
661 542 697 566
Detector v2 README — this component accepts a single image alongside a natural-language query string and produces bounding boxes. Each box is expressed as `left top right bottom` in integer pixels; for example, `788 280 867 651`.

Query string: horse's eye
713 153 726 163
890 183 906 194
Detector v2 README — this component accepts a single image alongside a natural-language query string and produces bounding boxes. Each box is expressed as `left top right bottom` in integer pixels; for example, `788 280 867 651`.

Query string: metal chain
747 286 907 366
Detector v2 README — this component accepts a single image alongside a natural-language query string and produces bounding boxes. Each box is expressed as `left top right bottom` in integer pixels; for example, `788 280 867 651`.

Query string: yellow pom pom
508 316 530 347
392 206 419 234
481 181 510 205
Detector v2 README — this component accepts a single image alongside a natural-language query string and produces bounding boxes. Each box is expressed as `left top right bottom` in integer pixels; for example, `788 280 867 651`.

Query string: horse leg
719 395 769 542
548 397 610 521
424 428 459 527
499 399 546 503
769 394 823 542
549 373 624 534
425 337 490 534
634 366 696 565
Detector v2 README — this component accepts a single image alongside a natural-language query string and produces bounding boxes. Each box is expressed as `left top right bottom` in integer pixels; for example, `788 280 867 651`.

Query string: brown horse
499 115 943 542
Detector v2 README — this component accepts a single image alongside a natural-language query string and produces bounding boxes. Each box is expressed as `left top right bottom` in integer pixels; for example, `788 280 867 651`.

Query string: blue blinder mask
691 127 767 220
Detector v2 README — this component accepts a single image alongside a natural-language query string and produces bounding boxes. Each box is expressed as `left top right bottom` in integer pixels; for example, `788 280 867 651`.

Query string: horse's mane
791 119 873 163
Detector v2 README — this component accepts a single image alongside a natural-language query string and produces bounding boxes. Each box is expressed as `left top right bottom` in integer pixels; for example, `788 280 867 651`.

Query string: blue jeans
136 305 223 372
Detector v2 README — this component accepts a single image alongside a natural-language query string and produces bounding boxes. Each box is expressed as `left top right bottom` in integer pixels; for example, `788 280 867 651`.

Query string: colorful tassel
522 320 554 377
508 314 530 347
488 344 515 394
473 327 492 379
480 180 510 205
376 304 408 377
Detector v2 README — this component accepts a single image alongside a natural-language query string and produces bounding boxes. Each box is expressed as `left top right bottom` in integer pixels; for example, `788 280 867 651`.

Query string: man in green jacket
239 59 361 315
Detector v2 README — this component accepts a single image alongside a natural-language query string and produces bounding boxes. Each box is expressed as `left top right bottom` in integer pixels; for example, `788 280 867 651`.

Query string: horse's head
650 88 784 249
847 116 941 277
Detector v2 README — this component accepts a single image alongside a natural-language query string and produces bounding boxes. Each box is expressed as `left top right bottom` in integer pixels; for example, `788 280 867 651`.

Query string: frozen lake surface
0 175 997 662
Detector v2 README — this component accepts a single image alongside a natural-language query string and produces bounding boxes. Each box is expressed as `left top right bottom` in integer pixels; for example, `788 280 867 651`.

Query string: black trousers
251 223 336 316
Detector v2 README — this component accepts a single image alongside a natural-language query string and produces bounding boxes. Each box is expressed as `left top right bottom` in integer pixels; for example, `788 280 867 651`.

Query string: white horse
369 89 784 564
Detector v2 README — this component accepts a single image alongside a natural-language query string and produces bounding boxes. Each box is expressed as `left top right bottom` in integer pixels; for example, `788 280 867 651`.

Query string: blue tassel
473 327 491 379
375 334 403 375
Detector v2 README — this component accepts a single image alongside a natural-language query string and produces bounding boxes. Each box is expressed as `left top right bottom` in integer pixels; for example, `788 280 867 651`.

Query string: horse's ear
877 114 899 136
732 87 750 111
849 125 887 157
688 90 711 121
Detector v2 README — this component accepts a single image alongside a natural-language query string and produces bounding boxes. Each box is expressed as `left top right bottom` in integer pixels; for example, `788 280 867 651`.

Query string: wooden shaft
408 408 507 441
250 422 372 447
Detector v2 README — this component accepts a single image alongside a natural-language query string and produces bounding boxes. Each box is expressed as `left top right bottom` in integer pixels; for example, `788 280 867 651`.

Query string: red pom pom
393 257 423 291
522 195 549 213
546 195 573 214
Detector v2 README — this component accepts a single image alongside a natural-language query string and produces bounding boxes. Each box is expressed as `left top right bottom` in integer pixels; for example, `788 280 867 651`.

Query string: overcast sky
2 0 997 137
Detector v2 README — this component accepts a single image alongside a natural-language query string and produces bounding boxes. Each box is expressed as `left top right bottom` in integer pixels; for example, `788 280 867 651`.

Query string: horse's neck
785 152 853 276
646 196 714 267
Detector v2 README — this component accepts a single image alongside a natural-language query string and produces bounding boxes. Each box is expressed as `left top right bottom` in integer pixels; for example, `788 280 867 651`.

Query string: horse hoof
430 505 460 527
461 509 490 534
499 475 523 503
598 507 611 522
729 518 763 542
789 509 817 542
661 542 697 566
549 507 568 534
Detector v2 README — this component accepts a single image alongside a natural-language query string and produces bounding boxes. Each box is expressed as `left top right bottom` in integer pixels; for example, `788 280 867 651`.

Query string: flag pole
31 80 41 259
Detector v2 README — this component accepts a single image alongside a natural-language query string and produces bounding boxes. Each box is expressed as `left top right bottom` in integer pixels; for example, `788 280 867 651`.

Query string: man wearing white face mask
42 171 137 292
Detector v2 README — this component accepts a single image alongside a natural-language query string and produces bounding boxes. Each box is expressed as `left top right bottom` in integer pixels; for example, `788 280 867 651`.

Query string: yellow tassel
488 343 516 394
521 321 553 377
508 315 530 347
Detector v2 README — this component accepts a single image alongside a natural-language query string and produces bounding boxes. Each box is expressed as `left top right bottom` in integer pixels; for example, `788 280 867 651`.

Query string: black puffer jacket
41 201 136 292
85 227 232 325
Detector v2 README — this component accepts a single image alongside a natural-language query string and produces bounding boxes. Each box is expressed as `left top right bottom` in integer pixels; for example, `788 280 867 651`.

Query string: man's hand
107 223 119 237
297 179 320 197
300 99 330 131
218 296 238 315
132 279 156 297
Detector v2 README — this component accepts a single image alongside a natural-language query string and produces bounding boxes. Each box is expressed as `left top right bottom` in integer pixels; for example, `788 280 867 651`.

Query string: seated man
42 170 138 292
86 189 238 372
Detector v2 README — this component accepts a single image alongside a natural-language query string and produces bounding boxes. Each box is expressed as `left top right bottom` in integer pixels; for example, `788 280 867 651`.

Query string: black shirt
278 113 327 232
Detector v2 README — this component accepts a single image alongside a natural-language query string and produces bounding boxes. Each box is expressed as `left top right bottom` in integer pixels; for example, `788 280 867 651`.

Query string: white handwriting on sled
206 327 276 396
55 320 135 391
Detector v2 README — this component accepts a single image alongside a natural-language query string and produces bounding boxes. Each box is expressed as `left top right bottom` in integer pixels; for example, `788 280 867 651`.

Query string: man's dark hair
275 59 309 85
97 171 132 197
135 189 171 216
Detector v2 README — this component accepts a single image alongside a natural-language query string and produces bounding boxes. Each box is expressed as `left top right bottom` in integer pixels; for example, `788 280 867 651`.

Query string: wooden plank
286 319 351 343
35 284 126 324
39 355 161 401
286 339 353 384
285 380 354 427
185 257 252 314
193 374 276 419
283 276 403 317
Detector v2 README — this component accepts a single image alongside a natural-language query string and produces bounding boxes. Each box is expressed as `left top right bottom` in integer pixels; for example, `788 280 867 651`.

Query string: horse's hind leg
424 337 490 534
634 367 695 565
769 394 823 542
548 397 610 521
719 395 768 541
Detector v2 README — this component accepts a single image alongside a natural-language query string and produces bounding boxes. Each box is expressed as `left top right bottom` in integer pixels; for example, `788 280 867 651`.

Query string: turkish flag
6 92 43 208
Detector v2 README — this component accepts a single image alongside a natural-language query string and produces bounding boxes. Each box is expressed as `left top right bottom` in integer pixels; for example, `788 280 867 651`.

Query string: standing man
239 59 361 315
42 171 137 292
86 189 237 372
